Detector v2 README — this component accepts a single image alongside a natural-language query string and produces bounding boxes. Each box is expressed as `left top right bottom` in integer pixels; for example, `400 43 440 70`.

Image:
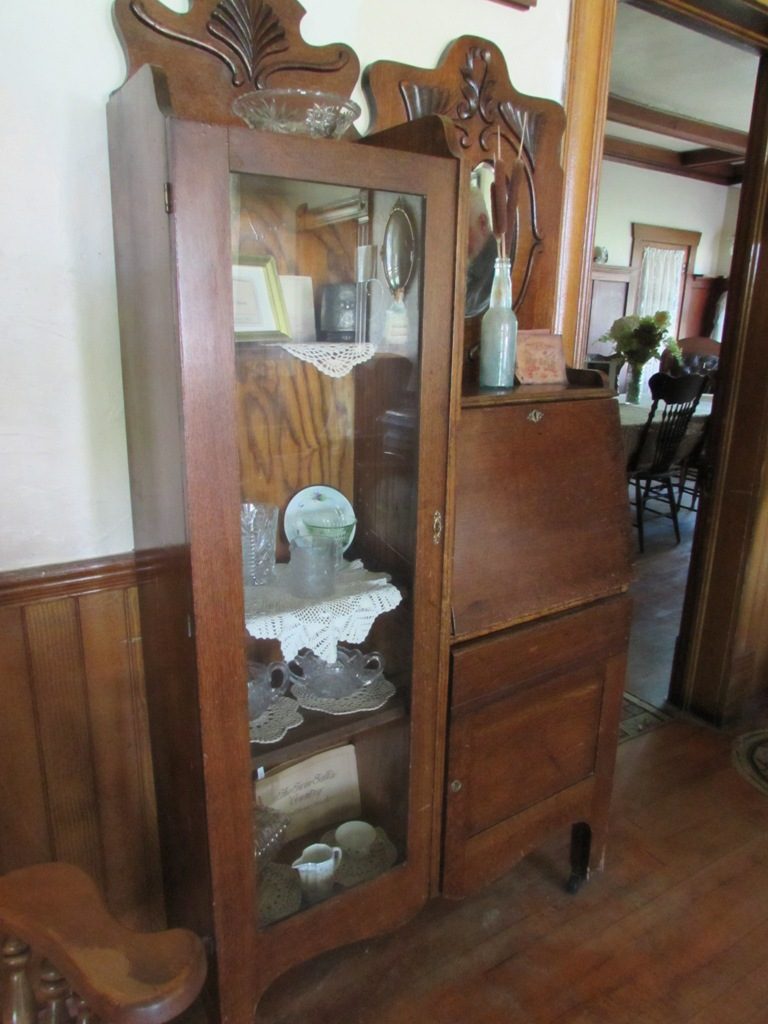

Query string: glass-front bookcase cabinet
107 13 459 1019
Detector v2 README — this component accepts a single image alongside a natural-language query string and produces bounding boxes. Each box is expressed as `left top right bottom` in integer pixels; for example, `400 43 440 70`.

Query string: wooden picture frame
232 256 290 342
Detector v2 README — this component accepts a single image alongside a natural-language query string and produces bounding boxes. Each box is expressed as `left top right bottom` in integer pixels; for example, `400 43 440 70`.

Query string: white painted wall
0 0 571 572
594 160 738 276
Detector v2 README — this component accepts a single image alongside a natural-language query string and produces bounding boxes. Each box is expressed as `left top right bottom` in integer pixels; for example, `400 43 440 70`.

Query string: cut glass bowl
232 88 360 139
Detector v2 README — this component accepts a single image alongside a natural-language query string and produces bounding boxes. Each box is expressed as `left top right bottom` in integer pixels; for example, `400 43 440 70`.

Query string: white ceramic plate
284 485 356 551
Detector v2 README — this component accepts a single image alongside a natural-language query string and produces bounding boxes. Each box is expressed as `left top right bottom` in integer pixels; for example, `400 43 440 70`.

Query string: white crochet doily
280 342 375 378
258 862 301 926
248 695 304 744
319 827 398 887
244 561 402 663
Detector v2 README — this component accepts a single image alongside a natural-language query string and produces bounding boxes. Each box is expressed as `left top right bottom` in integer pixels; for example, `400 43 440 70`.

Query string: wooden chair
0 862 206 1024
626 372 708 552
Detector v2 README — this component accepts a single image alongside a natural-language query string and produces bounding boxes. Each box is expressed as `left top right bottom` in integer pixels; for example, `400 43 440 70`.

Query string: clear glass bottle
479 256 518 389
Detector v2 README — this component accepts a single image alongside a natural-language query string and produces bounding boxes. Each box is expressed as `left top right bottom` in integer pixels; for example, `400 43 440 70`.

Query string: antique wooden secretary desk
107 1 632 1019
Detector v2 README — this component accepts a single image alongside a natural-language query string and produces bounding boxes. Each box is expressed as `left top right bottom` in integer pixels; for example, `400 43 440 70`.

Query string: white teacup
334 820 377 858
291 843 342 903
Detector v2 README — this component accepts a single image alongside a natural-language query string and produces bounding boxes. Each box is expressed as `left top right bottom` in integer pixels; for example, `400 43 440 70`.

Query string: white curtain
633 246 686 399
637 246 685 322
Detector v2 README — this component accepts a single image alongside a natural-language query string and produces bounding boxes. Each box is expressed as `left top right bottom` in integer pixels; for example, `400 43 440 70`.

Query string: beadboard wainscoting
0 555 164 929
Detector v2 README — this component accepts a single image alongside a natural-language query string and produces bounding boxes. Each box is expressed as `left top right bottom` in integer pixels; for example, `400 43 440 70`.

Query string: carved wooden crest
364 37 565 329
112 0 360 125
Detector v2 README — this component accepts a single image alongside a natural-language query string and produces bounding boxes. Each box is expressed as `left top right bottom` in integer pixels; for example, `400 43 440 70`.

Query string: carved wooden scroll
363 37 565 330
112 0 360 125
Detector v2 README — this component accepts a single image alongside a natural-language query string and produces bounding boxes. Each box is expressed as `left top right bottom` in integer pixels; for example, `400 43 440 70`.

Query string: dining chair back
627 371 708 552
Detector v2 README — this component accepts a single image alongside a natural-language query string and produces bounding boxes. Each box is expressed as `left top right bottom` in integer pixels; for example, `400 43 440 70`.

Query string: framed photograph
232 255 290 342
515 330 567 384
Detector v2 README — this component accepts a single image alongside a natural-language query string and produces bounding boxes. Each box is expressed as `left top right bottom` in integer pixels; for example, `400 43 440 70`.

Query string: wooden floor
625 502 698 708
258 718 768 1023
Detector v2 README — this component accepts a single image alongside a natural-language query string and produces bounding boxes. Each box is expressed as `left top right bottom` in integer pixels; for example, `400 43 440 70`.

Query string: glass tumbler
287 536 338 599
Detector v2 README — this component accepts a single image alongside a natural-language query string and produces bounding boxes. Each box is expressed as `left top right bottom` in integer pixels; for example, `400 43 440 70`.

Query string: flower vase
626 361 643 404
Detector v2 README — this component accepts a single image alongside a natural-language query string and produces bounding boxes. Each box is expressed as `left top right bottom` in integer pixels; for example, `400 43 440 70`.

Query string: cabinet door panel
462 666 602 833
443 598 630 897
451 397 631 638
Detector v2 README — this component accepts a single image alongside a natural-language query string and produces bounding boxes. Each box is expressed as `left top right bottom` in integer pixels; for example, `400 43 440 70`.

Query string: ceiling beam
607 94 749 153
625 0 768 53
680 147 744 167
603 134 742 185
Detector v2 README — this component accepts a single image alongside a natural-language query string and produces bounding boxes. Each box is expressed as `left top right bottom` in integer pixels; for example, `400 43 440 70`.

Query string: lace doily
280 342 375 378
290 674 395 716
320 827 397 887
249 695 304 744
258 862 301 926
244 561 402 662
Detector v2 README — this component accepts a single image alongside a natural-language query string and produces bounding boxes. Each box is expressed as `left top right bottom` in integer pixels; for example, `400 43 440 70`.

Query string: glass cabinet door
230 169 425 927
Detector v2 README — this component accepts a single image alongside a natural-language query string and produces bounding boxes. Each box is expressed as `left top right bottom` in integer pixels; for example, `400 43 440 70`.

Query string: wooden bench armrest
0 863 206 1024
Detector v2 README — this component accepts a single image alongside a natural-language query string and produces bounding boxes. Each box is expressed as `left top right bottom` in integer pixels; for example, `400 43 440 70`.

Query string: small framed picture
232 256 290 342
515 330 567 384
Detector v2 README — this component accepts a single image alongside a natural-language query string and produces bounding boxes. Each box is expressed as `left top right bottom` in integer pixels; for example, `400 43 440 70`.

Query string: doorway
581 0 765 720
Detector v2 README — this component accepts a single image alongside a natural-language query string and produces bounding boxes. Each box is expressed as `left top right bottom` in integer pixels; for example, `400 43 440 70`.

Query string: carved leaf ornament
127 0 352 89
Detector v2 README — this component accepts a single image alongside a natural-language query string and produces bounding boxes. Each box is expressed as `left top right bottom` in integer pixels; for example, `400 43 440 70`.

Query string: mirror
466 165 496 319
381 199 417 301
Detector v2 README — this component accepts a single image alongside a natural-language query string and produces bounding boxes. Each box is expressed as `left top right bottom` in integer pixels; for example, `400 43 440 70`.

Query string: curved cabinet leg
567 821 592 893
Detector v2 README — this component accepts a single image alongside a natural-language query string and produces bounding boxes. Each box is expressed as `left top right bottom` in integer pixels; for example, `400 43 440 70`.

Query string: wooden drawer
450 595 630 709
442 597 630 897
451 395 631 639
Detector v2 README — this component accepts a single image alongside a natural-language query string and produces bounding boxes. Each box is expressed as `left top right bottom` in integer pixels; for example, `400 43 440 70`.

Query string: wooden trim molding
0 553 138 607
672 52 768 723
557 0 617 364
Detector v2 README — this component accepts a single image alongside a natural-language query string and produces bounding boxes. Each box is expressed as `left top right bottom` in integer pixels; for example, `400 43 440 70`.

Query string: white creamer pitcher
291 843 343 903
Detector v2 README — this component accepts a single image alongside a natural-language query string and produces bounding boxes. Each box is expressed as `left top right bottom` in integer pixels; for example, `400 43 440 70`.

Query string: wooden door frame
560 0 768 724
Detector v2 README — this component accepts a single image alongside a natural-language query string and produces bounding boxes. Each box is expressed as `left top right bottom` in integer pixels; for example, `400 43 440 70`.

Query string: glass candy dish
232 88 360 139
247 661 304 744
288 647 395 715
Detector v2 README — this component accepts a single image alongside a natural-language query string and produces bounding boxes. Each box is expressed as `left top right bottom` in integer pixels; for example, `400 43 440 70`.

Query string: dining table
618 393 712 465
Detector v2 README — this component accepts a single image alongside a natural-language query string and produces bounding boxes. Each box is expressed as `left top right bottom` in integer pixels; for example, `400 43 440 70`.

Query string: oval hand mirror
381 200 416 301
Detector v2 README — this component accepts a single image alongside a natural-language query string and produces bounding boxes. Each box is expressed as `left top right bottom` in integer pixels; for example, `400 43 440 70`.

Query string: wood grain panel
24 598 104 886
451 393 631 639
462 667 602 834
236 347 354 558
0 605 52 872
0 558 162 929
79 588 163 927
451 596 630 709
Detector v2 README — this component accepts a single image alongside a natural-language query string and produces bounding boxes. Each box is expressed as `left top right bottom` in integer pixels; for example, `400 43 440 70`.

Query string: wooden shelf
251 695 406 772
461 368 609 408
